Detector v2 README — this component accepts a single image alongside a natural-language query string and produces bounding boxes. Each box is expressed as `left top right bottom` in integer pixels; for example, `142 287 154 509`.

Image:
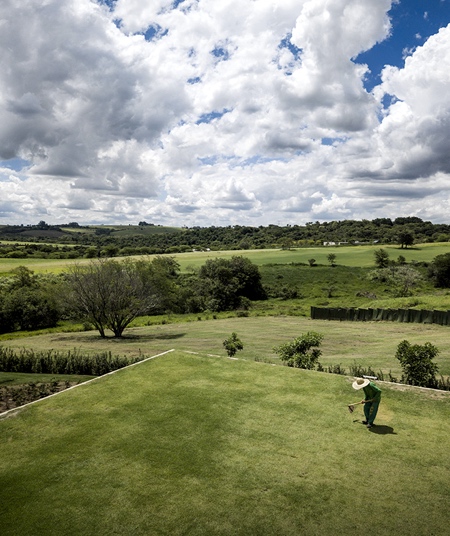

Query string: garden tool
347 401 363 413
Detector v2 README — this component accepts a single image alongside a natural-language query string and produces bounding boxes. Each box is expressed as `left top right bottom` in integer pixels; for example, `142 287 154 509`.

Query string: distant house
323 241 336 246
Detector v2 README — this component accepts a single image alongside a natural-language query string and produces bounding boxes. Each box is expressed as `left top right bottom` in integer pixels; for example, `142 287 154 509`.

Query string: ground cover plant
0 379 81 412
1 350 449 535
0 371 94 412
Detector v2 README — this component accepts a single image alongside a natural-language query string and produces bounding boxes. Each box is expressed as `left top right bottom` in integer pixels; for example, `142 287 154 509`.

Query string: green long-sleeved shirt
363 382 382 402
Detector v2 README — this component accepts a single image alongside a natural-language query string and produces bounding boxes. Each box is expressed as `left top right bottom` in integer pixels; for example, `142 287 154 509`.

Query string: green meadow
1 244 450 534
2 242 450 275
1 350 449 535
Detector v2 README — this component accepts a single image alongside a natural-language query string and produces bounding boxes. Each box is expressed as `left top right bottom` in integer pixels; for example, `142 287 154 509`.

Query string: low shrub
0 347 147 376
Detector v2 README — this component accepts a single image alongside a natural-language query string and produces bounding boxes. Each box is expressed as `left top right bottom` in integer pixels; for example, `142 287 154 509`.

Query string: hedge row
0 347 146 376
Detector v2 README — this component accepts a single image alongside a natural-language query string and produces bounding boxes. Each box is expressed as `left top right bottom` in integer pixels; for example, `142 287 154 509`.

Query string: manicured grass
3 317 450 379
1 350 449 535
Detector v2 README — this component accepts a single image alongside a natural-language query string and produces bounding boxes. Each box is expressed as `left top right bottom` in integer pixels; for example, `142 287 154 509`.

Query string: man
352 378 382 428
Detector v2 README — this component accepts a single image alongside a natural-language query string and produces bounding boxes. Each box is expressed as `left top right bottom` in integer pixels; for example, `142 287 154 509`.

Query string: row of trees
2 217 450 254
0 256 267 337
3 248 450 338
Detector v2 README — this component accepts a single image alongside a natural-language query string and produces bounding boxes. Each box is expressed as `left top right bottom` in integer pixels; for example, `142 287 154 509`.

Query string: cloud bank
0 0 449 225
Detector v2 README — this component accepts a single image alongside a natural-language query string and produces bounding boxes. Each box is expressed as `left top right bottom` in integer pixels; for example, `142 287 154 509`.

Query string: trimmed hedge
0 347 146 376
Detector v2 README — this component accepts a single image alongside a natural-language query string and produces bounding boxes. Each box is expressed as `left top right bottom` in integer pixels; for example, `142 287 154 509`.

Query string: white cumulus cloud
0 0 449 225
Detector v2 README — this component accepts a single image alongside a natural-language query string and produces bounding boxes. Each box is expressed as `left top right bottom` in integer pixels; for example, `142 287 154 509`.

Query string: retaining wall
310 306 450 326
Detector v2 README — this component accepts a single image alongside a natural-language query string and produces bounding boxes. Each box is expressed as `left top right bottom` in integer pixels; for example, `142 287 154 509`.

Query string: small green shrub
223 333 244 357
274 331 323 369
395 340 439 387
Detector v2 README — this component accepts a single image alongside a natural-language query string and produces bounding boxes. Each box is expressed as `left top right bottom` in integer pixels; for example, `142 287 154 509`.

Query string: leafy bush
395 340 439 387
428 252 450 287
4 287 61 331
0 267 63 334
274 331 323 369
223 333 244 357
374 248 390 268
196 256 267 312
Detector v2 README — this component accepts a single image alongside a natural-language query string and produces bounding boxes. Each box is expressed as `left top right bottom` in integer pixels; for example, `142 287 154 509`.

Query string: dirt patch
0 381 79 414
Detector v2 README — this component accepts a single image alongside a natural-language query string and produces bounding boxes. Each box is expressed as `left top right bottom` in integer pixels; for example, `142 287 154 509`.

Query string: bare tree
65 258 160 337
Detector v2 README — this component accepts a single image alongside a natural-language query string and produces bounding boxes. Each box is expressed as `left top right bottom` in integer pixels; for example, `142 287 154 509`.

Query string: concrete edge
0 349 175 419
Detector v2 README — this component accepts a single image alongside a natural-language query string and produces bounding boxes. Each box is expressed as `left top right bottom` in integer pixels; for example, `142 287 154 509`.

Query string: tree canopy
65 258 165 337
196 256 267 312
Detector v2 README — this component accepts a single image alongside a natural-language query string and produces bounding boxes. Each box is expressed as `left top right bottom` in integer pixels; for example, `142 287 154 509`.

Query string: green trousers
364 400 380 425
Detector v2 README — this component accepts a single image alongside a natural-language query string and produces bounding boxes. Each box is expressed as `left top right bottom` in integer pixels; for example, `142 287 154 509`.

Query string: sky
1 0 450 227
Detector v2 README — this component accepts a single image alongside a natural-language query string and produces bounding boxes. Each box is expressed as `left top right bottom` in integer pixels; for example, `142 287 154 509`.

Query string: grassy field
2 243 450 533
1 350 449 535
2 242 450 275
2 317 449 378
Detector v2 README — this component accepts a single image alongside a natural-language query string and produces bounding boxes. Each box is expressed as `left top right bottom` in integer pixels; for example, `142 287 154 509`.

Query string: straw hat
352 377 370 390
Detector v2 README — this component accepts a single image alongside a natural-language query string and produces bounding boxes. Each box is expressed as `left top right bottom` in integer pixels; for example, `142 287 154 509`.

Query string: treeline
1 217 450 258
2 249 450 337
0 256 267 337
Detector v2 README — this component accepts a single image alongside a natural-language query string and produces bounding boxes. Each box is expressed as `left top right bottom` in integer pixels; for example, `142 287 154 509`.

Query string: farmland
1 240 450 535
2 242 450 274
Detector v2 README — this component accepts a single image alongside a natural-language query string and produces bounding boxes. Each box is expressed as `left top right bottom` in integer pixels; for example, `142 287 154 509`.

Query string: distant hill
1 218 450 254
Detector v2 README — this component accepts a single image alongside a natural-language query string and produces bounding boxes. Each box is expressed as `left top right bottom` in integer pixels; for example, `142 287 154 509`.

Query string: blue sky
358 0 450 90
1 0 450 226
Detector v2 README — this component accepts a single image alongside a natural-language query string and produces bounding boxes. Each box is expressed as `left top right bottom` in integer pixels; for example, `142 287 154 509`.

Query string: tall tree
197 256 266 312
428 253 450 287
397 231 414 249
65 258 161 337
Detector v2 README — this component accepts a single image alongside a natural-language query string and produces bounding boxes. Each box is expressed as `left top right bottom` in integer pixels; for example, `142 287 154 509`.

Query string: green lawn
2 317 450 379
1 350 449 535
2 242 450 275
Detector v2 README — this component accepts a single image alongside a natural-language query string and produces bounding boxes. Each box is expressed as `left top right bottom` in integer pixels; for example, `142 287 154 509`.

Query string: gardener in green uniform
352 378 382 428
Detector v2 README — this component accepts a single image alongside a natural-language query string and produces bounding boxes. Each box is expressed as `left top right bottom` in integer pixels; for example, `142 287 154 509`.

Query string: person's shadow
353 421 397 435
368 425 397 435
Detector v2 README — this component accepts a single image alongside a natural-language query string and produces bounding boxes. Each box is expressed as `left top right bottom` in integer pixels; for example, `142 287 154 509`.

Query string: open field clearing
2 243 450 275
1 350 449 535
2 317 450 378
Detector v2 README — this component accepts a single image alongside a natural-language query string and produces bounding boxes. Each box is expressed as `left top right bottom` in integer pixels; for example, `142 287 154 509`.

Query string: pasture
1 349 449 535
1 242 450 275
1 244 450 534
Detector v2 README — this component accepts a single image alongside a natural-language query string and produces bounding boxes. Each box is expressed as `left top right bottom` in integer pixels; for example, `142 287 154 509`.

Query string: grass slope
1 351 449 535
